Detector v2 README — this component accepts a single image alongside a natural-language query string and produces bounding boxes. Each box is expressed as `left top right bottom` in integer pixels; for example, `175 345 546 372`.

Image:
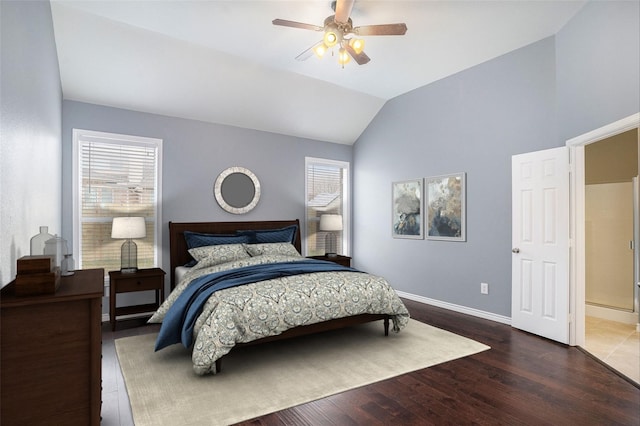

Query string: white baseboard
395 290 512 325
585 303 639 325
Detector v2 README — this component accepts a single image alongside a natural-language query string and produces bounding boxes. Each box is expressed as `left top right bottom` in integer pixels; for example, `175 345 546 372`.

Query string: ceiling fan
272 0 407 67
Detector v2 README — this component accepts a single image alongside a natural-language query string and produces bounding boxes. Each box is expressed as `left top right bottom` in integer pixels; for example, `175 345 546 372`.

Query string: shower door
585 181 635 311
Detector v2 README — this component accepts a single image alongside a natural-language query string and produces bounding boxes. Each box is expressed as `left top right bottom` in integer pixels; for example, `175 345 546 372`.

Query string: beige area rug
115 319 490 426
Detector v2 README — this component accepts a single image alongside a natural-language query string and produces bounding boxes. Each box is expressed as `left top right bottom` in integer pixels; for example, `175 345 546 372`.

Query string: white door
512 147 570 344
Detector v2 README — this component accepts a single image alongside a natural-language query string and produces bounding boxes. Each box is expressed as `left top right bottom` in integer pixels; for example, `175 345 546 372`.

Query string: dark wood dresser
1 268 103 426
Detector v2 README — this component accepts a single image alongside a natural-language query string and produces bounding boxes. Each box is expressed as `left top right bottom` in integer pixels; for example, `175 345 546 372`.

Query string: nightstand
308 254 352 267
109 267 165 331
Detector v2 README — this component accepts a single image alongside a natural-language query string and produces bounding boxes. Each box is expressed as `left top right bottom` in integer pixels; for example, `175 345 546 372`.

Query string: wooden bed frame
168 219 390 372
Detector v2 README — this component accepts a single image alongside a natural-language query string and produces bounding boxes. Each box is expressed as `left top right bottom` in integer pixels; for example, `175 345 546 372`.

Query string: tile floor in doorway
584 316 639 385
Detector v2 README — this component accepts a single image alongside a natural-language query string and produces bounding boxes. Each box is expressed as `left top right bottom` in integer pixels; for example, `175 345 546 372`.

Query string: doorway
567 113 639 384
585 137 637 317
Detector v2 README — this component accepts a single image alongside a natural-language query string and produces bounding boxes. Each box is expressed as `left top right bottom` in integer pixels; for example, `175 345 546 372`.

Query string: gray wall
0 0 62 286
556 0 640 142
353 37 557 317
61 101 352 288
352 0 639 318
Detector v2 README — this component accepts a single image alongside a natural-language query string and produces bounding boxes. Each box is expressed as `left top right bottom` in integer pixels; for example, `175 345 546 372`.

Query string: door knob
512 248 520 253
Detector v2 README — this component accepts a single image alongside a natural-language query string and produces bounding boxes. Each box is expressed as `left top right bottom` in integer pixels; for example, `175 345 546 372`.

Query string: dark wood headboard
168 219 301 290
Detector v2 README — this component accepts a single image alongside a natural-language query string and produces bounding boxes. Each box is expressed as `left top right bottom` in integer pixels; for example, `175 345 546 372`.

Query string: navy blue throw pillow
237 225 298 244
183 231 251 249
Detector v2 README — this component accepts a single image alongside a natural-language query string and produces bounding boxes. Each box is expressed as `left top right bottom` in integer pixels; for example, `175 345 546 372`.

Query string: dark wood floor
106 299 640 425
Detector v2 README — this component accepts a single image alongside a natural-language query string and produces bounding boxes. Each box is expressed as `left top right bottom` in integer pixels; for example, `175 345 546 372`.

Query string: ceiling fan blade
353 23 408 36
295 41 324 61
272 19 323 32
344 44 371 65
334 0 355 24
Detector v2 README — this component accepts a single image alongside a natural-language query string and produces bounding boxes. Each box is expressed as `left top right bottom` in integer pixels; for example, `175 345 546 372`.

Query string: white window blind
305 157 349 256
73 129 162 275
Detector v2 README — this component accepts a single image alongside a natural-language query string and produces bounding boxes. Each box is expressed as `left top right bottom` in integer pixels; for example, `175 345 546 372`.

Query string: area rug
115 319 490 426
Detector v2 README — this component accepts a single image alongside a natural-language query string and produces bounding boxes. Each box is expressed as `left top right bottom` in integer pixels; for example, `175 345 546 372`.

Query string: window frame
72 129 163 274
304 157 350 257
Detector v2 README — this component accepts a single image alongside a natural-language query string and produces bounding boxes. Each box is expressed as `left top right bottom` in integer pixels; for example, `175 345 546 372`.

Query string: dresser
1 268 103 426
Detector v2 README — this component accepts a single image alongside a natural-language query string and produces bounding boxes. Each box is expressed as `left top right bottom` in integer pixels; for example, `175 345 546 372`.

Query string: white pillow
243 242 301 257
188 243 250 267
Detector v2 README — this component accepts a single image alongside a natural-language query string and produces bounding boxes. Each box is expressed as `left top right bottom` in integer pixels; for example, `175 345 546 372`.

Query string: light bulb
349 38 365 54
324 31 338 47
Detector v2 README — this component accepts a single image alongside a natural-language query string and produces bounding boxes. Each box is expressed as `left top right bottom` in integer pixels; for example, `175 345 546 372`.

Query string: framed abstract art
425 172 466 241
392 179 423 239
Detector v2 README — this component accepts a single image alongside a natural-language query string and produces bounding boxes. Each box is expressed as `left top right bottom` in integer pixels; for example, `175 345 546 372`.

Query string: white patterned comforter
149 254 410 375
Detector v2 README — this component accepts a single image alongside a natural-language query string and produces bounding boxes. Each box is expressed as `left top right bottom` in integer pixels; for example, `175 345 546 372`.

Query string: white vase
30 226 53 256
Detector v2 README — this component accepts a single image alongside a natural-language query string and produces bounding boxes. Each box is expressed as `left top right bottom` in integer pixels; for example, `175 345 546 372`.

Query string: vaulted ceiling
50 1 585 144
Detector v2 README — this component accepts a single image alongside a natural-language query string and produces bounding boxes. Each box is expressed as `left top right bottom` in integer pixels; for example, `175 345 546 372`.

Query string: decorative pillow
236 225 298 244
243 242 301 257
183 231 250 249
188 244 250 267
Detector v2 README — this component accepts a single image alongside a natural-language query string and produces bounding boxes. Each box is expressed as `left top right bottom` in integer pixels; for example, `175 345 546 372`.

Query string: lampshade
319 214 343 231
323 29 339 47
111 217 146 239
337 48 351 67
314 43 328 58
349 38 365 54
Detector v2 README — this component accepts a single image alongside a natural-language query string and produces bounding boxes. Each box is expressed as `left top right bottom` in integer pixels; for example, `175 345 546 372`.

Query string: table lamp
111 217 146 273
319 214 342 257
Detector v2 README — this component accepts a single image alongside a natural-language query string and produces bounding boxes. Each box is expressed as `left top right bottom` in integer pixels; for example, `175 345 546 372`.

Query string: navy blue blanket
155 260 358 351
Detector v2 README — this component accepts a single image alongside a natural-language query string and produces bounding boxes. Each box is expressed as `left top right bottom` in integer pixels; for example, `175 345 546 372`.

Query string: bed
150 219 410 375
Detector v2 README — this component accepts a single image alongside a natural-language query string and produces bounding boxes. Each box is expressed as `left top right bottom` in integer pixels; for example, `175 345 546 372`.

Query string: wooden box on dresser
1 268 103 426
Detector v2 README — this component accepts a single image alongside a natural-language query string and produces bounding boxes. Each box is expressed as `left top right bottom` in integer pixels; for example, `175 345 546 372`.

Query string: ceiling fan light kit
273 0 407 68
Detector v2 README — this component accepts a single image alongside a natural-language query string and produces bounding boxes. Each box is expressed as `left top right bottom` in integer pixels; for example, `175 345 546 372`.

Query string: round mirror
214 167 261 214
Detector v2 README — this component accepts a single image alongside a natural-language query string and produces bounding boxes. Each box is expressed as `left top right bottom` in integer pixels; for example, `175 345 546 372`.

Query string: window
72 129 162 275
305 157 349 256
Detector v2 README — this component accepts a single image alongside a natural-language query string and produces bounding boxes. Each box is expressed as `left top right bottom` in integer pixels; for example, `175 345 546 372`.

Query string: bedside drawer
308 255 351 267
115 276 162 292
330 257 351 267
